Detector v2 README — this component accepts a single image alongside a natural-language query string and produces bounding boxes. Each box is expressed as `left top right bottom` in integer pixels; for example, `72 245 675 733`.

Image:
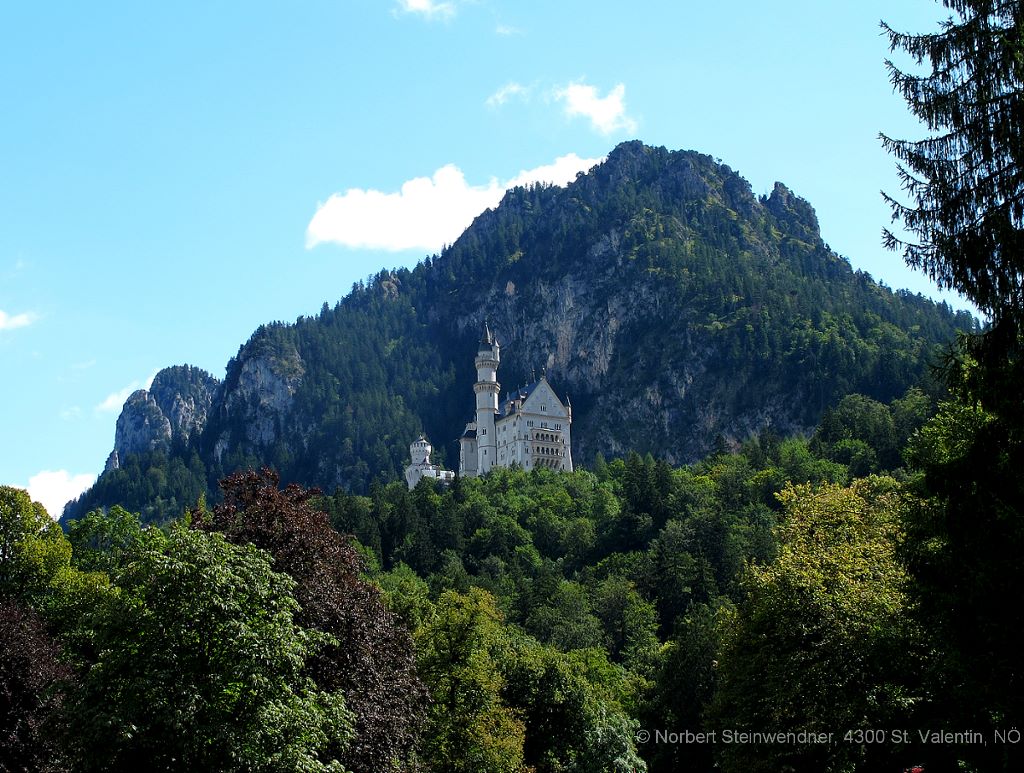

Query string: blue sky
1 0 963 516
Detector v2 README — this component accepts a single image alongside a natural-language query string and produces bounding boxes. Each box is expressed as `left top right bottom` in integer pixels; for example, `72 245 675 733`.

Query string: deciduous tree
62 524 352 772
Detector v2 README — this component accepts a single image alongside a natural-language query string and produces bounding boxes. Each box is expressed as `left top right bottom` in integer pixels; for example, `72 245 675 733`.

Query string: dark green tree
883 5 1024 770
882 0 1024 330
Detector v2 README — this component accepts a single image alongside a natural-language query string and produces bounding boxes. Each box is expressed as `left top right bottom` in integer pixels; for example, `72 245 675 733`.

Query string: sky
1 0 966 517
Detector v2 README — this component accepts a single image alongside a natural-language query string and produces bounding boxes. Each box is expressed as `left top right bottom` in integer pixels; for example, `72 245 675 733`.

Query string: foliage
0 485 54 596
0 597 71 773
195 469 426 773
61 523 353 773
67 448 208 525
710 478 924 773
900 384 1024 771
66 505 147 575
6 379 976 771
638 602 726 773
883 4 1024 769
0 486 111 640
811 387 934 474
413 586 646 773
415 588 529 773
498 638 647 773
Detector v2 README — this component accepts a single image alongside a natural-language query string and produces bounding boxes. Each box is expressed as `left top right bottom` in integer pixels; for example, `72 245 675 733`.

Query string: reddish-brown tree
0 597 72 773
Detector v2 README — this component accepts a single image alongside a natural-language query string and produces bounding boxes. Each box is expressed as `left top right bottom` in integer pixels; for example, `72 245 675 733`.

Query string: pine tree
881 1 1024 330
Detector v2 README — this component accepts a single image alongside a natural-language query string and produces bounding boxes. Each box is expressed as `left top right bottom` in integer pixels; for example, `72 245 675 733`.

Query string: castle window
481 428 487 435
527 420 533 427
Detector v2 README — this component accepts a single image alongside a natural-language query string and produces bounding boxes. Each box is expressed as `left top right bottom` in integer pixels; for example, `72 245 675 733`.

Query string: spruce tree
881 1 1024 330
883 6 1024 770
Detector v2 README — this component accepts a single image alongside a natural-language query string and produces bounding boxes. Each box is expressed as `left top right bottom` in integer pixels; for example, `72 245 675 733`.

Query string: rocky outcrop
150 366 218 443
210 335 305 461
107 390 172 468
764 181 820 244
105 366 220 471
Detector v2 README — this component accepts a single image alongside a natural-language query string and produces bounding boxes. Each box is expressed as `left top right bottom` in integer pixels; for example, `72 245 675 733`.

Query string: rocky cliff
105 365 219 471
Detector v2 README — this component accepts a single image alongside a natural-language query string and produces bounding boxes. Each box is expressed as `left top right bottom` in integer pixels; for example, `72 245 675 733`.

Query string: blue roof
501 376 568 416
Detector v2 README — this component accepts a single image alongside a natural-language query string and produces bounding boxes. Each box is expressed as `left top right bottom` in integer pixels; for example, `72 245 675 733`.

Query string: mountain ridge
66 141 976 522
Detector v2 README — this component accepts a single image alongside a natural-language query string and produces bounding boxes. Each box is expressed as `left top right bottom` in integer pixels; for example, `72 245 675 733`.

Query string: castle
405 325 573 488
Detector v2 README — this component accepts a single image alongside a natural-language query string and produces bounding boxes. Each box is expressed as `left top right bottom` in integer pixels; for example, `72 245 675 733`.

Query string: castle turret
473 323 500 474
405 435 454 488
410 436 431 465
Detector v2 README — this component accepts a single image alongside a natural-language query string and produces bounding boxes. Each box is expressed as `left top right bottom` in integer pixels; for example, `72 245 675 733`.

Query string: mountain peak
765 181 820 243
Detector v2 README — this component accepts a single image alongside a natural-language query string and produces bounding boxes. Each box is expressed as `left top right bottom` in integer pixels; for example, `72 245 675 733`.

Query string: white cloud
27 470 96 520
0 309 36 331
486 81 529 108
395 0 456 19
306 152 603 252
495 24 522 36
94 370 159 414
60 406 83 421
502 154 603 190
554 81 638 136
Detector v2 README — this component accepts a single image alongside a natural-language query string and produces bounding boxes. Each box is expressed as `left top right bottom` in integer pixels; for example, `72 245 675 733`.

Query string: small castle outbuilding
404 436 455 489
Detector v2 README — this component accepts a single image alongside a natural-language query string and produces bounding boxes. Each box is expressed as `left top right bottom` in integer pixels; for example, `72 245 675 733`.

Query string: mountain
65 141 976 522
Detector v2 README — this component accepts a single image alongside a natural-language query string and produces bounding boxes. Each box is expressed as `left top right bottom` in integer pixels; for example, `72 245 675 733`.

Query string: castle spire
480 320 493 346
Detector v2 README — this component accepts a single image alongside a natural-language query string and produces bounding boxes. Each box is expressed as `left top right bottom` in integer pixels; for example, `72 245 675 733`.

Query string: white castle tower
473 324 501 475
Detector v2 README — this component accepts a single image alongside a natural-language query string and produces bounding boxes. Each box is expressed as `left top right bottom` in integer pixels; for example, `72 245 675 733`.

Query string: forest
3 378 1020 771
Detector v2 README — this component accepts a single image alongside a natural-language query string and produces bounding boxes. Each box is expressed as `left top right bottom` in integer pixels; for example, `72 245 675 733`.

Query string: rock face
150 366 218 443
765 181 820 245
209 334 305 460
108 390 173 467
105 366 220 471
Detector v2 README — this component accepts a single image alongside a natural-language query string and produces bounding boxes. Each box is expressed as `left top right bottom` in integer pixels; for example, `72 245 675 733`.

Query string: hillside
66 141 975 521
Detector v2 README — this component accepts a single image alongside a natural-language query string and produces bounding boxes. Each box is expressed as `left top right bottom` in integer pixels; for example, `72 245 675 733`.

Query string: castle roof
500 375 569 417
480 322 494 347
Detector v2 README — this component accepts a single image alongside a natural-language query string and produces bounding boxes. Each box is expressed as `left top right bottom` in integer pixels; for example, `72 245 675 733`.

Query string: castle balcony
526 428 568 464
